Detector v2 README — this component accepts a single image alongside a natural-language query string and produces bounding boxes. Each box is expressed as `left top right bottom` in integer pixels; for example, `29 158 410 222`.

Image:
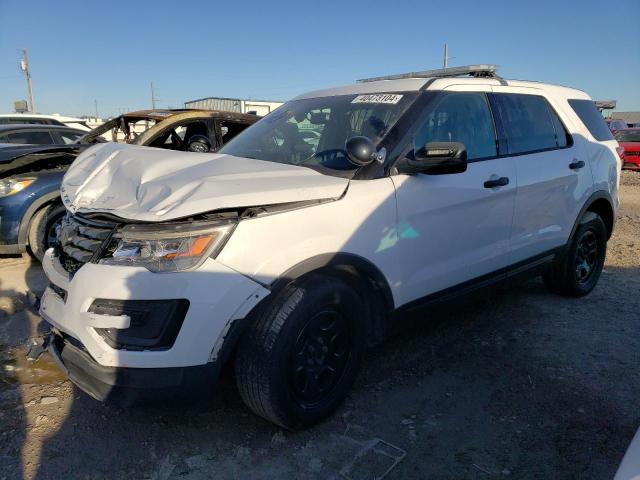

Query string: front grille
56 214 117 274
625 151 640 157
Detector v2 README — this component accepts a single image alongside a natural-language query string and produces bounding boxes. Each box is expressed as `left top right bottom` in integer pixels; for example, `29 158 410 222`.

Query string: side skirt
393 247 563 317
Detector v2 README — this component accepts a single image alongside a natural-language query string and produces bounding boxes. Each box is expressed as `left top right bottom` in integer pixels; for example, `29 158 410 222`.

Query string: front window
220 93 417 171
615 130 640 142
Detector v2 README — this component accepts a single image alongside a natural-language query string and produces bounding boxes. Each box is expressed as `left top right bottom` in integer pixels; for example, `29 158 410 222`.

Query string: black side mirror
397 142 467 175
345 136 379 166
187 134 212 153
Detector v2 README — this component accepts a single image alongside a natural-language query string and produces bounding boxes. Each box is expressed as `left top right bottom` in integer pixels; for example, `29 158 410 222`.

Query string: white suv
38 66 620 429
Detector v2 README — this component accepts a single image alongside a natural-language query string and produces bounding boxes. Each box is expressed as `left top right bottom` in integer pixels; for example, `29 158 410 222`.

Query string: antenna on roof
356 64 500 83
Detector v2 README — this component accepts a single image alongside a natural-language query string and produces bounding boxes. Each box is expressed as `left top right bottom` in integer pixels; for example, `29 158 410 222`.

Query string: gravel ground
1 171 639 480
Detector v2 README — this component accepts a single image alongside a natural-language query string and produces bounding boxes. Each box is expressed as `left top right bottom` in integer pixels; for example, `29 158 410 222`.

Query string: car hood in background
61 143 349 221
0 144 90 177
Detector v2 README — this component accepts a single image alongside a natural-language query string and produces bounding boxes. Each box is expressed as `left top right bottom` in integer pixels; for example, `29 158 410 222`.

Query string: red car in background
615 128 640 171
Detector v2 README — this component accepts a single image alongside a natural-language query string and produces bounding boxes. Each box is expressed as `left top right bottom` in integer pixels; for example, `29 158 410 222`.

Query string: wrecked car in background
0 109 259 260
79 109 259 150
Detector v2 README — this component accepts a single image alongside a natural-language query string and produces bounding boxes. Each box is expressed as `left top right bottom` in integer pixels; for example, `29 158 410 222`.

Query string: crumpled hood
61 143 349 221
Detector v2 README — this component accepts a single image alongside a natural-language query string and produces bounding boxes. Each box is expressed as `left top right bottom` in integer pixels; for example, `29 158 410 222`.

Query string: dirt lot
1 172 639 480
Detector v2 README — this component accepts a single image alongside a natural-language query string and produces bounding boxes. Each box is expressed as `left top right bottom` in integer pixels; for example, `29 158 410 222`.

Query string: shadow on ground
13 263 638 479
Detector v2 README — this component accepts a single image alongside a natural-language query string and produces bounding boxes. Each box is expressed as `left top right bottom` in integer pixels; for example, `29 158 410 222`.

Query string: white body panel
40 250 269 368
490 85 595 262
390 159 516 306
217 179 401 299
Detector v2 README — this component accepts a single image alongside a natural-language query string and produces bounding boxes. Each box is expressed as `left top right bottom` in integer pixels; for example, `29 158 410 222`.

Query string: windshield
220 93 417 171
615 130 640 142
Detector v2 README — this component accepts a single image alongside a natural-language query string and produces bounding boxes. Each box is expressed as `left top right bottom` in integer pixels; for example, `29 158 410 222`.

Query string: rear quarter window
568 99 614 141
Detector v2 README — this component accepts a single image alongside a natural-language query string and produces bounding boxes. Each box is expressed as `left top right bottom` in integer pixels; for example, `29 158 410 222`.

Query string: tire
543 211 607 297
27 203 66 262
235 273 366 430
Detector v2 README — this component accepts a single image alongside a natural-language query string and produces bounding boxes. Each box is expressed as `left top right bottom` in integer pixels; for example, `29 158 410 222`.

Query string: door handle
569 160 585 170
484 177 509 188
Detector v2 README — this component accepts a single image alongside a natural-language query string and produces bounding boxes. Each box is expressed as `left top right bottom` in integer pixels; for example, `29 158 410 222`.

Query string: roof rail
356 64 500 83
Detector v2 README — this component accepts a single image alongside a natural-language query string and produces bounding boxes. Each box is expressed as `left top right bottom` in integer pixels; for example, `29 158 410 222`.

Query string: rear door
490 88 592 262
391 88 517 306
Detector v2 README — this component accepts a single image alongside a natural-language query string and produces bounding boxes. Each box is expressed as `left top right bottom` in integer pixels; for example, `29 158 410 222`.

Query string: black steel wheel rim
575 229 598 284
290 308 353 406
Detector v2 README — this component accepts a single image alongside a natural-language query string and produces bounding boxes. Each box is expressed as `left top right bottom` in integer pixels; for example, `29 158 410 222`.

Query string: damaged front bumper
42 330 218 405
38 248 270 402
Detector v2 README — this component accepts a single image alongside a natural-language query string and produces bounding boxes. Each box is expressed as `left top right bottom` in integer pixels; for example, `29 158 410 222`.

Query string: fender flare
270 252 395 311
17 190 62 246
569 190 615 241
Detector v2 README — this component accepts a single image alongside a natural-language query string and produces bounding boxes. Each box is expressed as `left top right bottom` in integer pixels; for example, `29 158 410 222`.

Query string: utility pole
443 43 449 69
20 49 35 112
150 82 157 110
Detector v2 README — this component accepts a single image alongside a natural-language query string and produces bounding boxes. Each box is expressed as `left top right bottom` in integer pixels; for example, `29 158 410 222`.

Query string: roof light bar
594 100 616 110
356 64 500 83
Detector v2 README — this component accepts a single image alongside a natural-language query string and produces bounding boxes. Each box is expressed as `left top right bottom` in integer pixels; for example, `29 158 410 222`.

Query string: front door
391 90 516 307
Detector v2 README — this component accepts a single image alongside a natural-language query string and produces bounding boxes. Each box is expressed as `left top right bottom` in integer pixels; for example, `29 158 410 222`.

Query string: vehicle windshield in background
220 93 417 170
615 130 640 142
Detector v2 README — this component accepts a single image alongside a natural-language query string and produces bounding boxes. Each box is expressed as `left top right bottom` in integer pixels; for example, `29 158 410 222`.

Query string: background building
610 111 640 126
184 97 283 116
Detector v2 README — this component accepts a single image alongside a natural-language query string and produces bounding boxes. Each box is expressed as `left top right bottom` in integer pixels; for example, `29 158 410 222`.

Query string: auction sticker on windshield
352 94 403 104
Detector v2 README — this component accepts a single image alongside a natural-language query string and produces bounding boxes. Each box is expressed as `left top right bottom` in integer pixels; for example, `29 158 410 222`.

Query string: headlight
99 220 236 272
0 178 35 197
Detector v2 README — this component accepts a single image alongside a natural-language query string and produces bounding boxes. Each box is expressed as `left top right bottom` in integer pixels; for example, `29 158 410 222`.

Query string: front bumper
45 330 218 405
39 248 270 369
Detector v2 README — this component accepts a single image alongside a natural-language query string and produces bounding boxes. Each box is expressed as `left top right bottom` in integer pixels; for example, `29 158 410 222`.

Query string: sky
0 0 638 118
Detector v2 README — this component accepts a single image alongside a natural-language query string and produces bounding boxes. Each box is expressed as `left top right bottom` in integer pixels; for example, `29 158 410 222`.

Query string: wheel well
25 200 64 245
586 198 614 239
17 191 62 245
218 260 393 375
297 263 392 347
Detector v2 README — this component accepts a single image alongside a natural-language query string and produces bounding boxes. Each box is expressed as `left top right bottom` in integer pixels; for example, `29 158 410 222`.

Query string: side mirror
187 134 212 153
397 142 467 175
345 136 378 167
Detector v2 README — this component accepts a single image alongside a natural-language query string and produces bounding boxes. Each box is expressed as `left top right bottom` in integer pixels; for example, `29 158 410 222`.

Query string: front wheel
543 211 607 297
235 274 365 429
27 203 66 262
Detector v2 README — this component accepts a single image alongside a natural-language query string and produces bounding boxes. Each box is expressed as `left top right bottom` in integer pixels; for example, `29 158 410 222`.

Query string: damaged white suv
38 66 620 429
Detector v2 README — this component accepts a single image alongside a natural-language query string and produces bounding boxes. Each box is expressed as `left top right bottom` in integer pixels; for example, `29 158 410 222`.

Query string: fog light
90 299 189 350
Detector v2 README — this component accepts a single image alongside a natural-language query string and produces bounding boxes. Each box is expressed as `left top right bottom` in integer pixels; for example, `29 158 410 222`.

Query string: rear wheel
27 203 65 262
235 274 365 429
543 211 607 297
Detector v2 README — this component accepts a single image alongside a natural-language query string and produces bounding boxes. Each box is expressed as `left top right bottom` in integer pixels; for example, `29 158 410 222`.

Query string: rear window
492 93 570 155
568 99 614 141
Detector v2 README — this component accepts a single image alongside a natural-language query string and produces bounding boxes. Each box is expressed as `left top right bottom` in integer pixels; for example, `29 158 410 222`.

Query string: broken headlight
100 220 236 273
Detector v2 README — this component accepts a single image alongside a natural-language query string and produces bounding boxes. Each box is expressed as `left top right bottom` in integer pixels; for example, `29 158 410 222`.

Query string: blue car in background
0 144 89 260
